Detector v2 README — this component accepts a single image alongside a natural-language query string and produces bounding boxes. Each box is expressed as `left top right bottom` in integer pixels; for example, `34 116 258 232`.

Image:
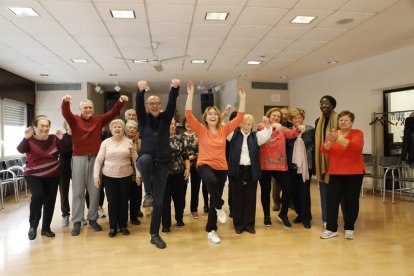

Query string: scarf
315 111 338 183
292 133 309 182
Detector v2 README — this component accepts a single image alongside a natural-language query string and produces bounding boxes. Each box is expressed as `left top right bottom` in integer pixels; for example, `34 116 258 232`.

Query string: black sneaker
137 210 144 217
28 227 37 240
143 194 153 207
89 220 102 231
293 216 303 224
162 228 170 234
41 229 56 238
277 213 292 229
151 234 166 249
131 218 141 225
264 216 272 227
120 227 130 235
71 222 81 236
176 221 185 228
203 206 209 213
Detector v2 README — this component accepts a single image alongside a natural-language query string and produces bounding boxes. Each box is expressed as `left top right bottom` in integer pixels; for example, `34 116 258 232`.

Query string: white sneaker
207 230 221 244
344 230 355 240
61 215 69 227
320 230 338 239
215 208 227 223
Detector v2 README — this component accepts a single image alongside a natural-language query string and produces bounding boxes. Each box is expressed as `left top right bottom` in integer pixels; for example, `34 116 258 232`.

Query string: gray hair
79 99 94 109
125 120 138 129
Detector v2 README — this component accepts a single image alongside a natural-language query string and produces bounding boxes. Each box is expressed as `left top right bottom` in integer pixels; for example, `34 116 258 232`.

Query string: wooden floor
1 181 413 276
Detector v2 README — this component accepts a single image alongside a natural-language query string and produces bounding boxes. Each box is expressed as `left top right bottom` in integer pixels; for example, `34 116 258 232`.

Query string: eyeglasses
147 102 161 107
339 119 352 123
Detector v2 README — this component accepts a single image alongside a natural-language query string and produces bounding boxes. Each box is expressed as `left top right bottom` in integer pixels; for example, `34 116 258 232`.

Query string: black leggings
259 170 292 217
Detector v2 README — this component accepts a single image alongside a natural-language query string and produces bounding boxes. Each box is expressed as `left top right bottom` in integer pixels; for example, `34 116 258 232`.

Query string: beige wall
289 44 414 154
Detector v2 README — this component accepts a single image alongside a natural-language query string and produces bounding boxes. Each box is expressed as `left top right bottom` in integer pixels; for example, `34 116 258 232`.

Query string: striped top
17 135 65 177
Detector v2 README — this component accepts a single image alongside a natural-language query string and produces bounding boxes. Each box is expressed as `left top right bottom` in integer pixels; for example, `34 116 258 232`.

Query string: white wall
289 44 414 154
36 84 87 133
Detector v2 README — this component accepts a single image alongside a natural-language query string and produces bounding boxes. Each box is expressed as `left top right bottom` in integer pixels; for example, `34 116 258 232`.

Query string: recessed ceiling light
133 59 148 64
8 7 39 17
109 73 118 77
191 59 206 64
238 74 248 78
327 60 338 64
291 16 316 24
336 18 354 25
110 10 135 19
71 59 87 63
280 75 288 79
40 73 49 77
247 60 262 65
205 12 229 21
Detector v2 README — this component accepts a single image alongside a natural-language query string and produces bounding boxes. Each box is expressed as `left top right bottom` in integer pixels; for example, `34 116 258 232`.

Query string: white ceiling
0 0 413 93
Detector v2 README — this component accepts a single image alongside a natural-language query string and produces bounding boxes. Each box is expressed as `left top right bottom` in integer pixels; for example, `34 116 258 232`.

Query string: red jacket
321 129 365 175
61 100 124 156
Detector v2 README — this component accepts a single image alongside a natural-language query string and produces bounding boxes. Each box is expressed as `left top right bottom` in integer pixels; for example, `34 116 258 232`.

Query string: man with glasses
135 79 180 249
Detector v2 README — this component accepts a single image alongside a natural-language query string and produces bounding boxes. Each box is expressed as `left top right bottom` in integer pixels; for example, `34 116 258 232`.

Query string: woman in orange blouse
185 81 246 244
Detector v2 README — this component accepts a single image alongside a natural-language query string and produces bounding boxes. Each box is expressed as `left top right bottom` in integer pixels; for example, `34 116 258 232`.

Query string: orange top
185 110 244 170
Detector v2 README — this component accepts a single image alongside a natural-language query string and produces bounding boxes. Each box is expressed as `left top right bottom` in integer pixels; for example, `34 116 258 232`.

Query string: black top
402 117 414 164
136 86 179 164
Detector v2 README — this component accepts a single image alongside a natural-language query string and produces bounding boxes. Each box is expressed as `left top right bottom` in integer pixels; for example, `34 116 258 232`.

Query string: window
1 99 27 157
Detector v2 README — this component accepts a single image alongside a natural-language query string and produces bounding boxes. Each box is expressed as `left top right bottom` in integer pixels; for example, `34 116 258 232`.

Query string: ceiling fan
115 42 189 72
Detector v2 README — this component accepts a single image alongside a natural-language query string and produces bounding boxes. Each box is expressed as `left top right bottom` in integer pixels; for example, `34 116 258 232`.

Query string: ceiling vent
251 82 288 90
37 83 81 91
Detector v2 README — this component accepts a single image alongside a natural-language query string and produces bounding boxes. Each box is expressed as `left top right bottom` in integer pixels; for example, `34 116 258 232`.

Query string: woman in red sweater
185 81 246 244
320 110 365 240
17 115 65 240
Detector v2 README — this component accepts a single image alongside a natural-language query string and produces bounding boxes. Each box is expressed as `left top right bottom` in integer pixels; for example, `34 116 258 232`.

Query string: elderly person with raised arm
61 94 128 236
136 79 180 249
185 81 246 244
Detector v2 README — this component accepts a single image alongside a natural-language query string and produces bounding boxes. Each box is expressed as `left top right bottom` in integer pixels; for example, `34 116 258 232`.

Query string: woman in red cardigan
320 110 365 240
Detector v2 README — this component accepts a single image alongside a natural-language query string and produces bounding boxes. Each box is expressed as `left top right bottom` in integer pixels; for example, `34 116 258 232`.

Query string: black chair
391 164 414 203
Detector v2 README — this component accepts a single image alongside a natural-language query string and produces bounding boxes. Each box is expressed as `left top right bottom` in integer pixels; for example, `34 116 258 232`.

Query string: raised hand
238 87 246 99
138 80 149 92
297 125 306 133
326 129 338 142
272 123 282 132
224 104 232 114
62 95 71 102
24 127 33 139
171 79 180 88
119 95 129 102
55 129 64 140
263 116 270 128
187 80 194 95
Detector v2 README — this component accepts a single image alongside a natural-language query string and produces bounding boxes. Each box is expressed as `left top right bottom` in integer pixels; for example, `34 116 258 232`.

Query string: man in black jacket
136 79 180 249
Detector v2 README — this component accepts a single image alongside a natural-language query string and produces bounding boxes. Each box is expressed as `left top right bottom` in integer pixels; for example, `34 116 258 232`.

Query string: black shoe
273 203 281 212
131 219 141 225
244 226 256 234
162 228 170 234
264 216 272 227
235 228 243 234
277 213 292 229
89 220 102 232
143 194 153 207
41 229 56 238
137 210 144 218
120 227 130 235
71 222 81 236
203 206 209 213
303 222 311 229
151 234 166 249
108 229 117 237
293 216 303 224
176 221 185 228
28 227 37 240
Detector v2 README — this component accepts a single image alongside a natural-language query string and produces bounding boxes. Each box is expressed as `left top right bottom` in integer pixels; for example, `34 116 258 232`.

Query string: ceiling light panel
110 10 135 19
8 7 39 17
247 60 262 65
191 59 207 64
71 59 88 63
205 12 229 21
133 59 148 64
291 15 316 24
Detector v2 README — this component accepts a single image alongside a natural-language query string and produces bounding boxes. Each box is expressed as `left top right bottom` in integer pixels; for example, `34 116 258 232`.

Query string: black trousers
189 166 208 212
260 170 292 217
229 166 257 230
197 165 228 232
326 174 364 232
59 157 71 217
162 172 187 229
129 180 142 220
289 169 312 223
103 175 131 229
25 176 60 231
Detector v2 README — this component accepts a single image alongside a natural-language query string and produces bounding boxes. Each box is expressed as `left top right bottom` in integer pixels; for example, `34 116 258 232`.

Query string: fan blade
159 55 190 63
114 57 135 61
